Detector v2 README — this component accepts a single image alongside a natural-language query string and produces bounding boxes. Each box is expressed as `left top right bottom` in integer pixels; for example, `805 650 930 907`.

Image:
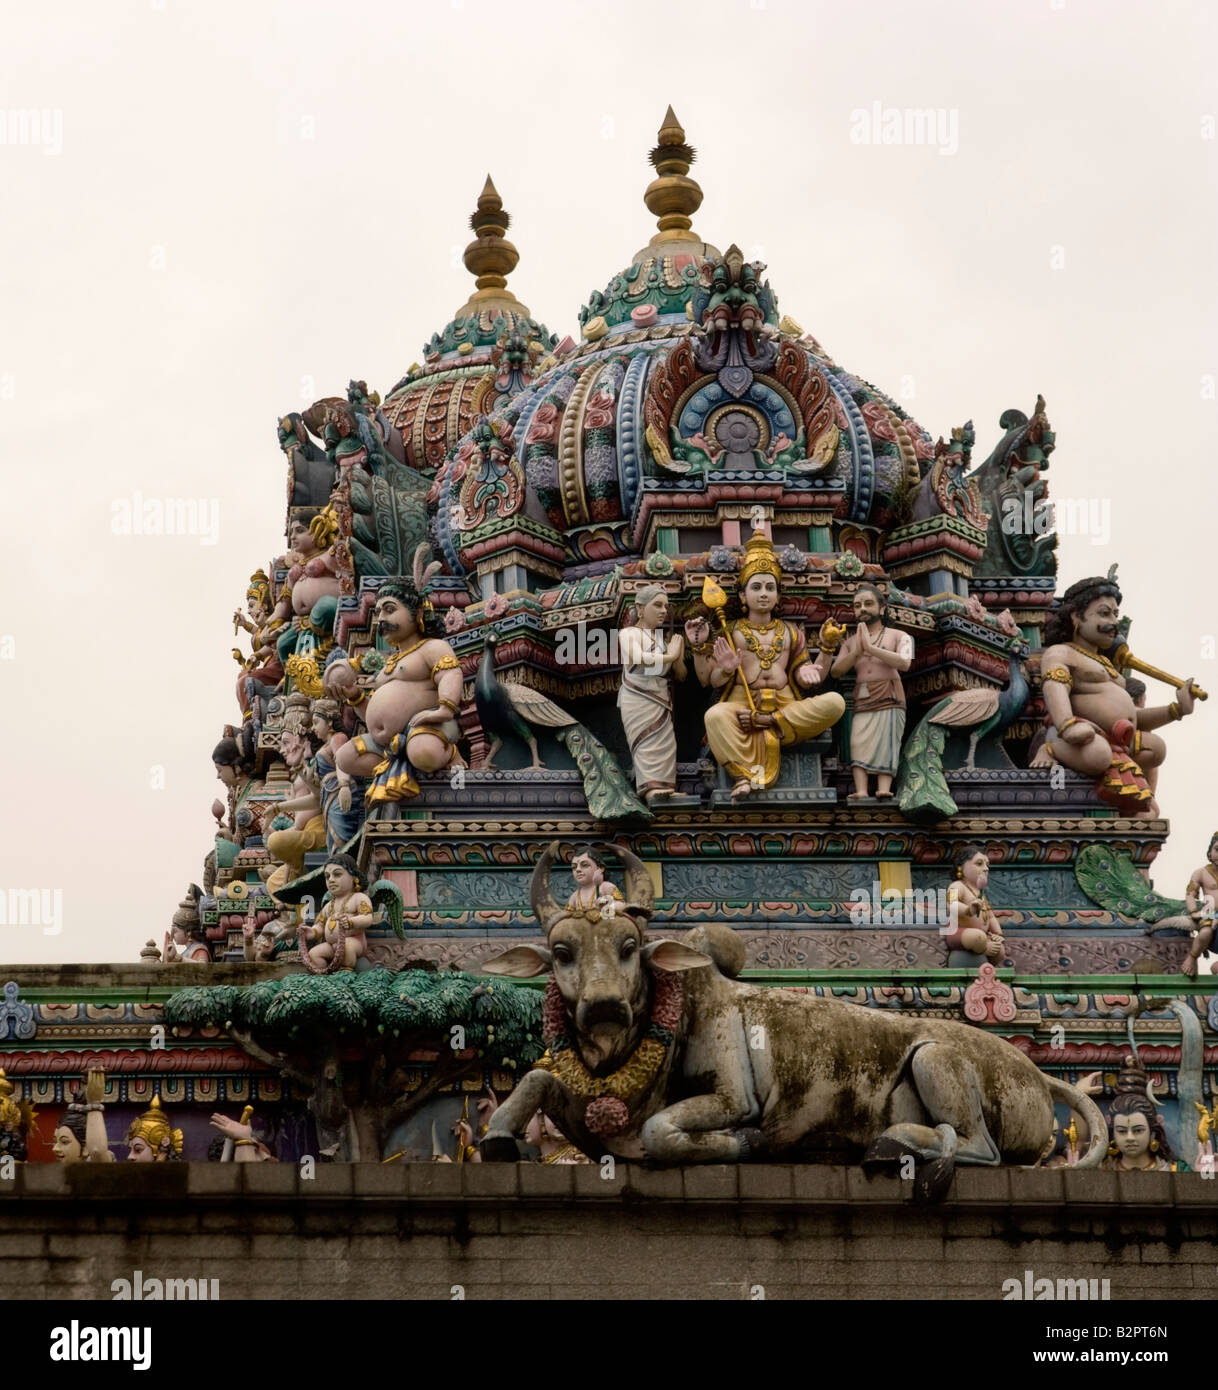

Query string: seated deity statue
329 569 465 808
1181 832 1218 979
264 697 326 892
565 845 625 918
943 844 1005 964
686 531 844 799
232 568 285 716
1039 568 1199 816
297 853 375 973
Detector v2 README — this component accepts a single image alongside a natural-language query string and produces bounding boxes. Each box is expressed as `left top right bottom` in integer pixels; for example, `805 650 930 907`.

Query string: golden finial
635 106 720 264
455 174 530 319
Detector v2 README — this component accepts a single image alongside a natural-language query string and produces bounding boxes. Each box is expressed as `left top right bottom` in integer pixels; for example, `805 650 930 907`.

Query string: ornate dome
430 111 936 579
380 177 556 471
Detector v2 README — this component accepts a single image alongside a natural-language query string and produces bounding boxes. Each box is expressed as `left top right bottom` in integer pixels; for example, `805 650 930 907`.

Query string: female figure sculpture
617 585 686 806
51 1071 115 1163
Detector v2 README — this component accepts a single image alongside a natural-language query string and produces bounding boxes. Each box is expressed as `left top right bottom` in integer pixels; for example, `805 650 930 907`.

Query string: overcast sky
2 0 1215 963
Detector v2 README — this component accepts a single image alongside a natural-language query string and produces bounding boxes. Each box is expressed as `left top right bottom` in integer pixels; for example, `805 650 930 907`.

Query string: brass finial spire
455 174 530 319
634 107 720 264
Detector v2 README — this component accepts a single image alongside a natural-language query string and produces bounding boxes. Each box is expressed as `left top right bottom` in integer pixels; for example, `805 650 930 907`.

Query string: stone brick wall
3 1163 1213 1300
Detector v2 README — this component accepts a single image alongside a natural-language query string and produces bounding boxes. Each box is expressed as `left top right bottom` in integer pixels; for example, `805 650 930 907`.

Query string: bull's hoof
914 1156 955 1204
735 1127 769 1161
861 1135 918 1175
479 1135 521 1163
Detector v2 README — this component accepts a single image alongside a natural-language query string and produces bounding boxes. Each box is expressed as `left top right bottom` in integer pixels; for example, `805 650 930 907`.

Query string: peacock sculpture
475 630 651 824
897 652 1029 821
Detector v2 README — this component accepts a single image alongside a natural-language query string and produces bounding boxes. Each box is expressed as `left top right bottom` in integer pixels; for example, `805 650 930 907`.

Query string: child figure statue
297 854 375 973
944 845 1006 965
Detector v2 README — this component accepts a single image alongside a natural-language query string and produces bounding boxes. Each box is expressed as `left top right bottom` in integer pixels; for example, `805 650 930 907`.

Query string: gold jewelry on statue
381 639 428 676
1169 701 1182 721
1068 643 1120 680
688 639 714 656
430 654 461 678
739 619 786 671
439 696 460 715
1043 666 1073 688
234 1138 256 1148
1056 716 1080 733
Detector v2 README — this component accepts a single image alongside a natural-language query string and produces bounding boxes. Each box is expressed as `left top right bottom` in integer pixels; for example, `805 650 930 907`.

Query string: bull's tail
1044 1076 1107 1169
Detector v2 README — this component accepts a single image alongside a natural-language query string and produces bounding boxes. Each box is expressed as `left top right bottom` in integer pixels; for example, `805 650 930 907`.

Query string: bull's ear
642 940 712 972
479 945 553 978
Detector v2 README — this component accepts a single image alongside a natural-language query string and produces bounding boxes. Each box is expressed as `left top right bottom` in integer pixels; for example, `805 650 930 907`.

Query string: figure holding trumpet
1039 567 1204 816
685 531 845 799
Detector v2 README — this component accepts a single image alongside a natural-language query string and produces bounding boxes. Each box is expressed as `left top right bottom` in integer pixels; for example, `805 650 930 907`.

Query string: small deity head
737 531 782 619
212 734 253 788
52 1090 88 1163
246 569 272 622
374 580 425 647
1106 1057 1170 1166
125 1096 183 1163
632 585 669 631
1045 570 1122 649
570 846 606 890
954 844 990 892
323 853 363 897
310 697 341 740
851 582 887 627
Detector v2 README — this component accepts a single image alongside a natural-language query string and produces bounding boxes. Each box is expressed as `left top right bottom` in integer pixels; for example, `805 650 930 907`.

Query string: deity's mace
1110 645 1207 702
701 575 757 713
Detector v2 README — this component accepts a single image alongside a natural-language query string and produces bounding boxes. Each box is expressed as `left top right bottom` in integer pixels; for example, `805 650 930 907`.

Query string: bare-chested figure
329 578 464 807
1039 570 1197 816
1181 833 1218 979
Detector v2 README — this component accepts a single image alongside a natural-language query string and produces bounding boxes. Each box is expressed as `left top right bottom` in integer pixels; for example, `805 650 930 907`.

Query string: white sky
1 0 1215 963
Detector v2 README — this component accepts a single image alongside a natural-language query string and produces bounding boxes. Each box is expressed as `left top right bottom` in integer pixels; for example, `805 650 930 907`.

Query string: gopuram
3 112 1216 1298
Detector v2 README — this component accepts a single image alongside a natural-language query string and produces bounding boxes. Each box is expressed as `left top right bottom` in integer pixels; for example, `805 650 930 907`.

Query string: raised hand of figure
857 621 873 650
795 661 822 687
85 1069 106 1105
1176 679 1196 718
209 1113 252 1141
241 915 256 939
713 636 739 672
684 617 710 646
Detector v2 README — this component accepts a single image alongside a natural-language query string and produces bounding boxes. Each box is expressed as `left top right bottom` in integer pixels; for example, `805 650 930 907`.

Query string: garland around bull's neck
537 972 683 1138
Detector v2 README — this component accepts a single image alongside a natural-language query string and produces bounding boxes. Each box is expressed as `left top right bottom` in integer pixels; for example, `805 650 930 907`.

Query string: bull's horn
596 840 654 919
530 841 565 933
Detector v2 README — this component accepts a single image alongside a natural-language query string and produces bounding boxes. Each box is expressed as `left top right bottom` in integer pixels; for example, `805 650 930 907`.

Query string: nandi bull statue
477 842 1106 1199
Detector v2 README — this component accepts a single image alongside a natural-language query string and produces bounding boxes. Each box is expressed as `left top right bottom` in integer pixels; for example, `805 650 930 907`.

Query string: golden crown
738 530 782 588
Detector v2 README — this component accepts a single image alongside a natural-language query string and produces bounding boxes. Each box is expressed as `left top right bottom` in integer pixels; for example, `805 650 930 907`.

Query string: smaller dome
579 109 720 339
382 176 556 470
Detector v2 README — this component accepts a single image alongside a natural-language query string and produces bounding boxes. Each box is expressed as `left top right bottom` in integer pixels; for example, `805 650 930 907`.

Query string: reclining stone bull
477 842 1105 1198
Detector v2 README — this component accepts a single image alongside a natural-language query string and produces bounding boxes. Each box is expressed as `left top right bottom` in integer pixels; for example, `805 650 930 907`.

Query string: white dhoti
848 706 906 775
